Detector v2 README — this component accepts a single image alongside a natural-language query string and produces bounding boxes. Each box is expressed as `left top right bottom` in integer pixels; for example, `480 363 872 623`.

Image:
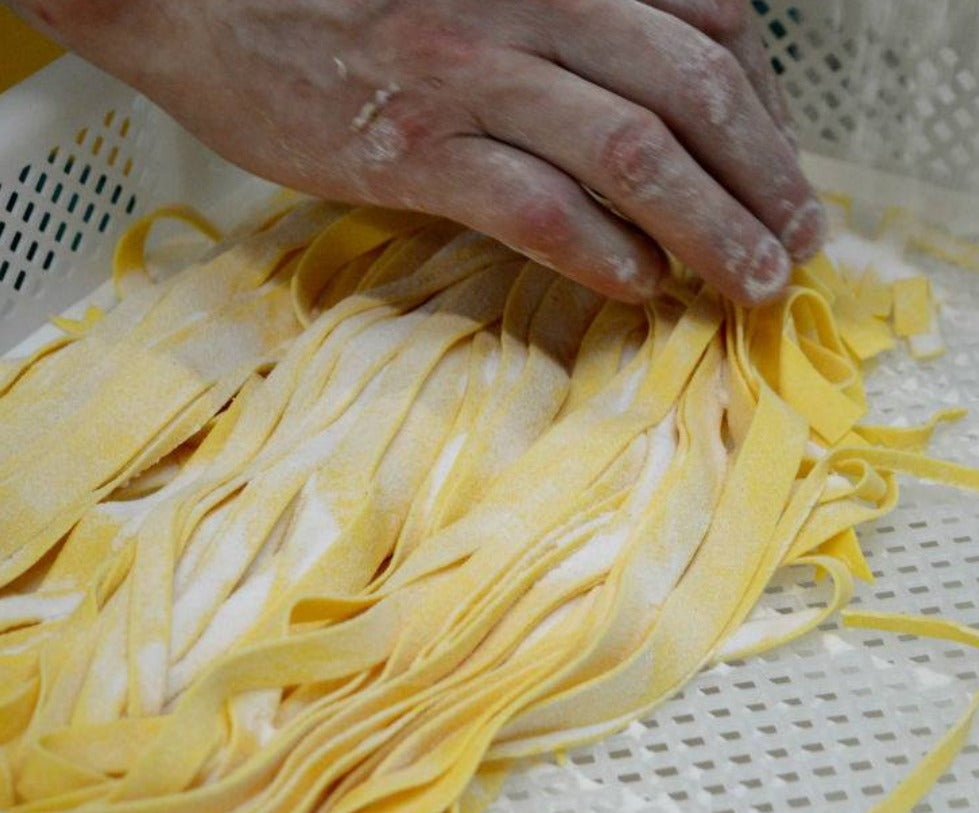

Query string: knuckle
416 30 478 71
380 9 481 73
687 39 745 125
599 115 676 202
700 39 742 83
352 97 437 168
382 103 433 152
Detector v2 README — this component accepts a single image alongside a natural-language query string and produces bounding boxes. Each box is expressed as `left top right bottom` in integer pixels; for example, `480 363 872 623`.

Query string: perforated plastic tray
2 4 978 810
0 56 275 353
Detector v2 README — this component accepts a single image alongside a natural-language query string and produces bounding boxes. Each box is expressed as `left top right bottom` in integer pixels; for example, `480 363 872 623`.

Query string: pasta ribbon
0 198 975 813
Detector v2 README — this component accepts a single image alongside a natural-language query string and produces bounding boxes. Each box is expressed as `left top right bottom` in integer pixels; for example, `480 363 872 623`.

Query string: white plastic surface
0 55 275 353
2 26 979 813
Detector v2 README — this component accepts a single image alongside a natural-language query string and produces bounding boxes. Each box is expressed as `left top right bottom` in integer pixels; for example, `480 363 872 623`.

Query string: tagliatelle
841 611 979 813
1 198 977 813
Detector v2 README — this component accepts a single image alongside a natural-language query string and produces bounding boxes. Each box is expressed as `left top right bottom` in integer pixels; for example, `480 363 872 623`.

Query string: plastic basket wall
2 4 979 812
759 0 979 205
0 58 272 353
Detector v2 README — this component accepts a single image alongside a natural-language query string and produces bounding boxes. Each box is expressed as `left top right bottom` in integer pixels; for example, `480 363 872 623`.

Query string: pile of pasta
2 199 978 812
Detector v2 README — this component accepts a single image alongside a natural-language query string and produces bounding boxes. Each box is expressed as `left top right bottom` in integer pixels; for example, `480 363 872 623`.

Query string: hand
15 0 826 304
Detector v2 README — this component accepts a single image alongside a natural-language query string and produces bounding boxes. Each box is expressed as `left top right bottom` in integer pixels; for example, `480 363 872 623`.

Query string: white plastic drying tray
2 3 979 809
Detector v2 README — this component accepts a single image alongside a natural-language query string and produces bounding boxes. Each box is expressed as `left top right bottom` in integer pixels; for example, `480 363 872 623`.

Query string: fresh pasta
1 199 977 812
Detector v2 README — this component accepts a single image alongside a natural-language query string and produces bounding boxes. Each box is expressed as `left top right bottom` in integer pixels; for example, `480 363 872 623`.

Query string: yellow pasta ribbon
112 205 222 298
842 611 979 812
892 276 933 337
1 198 977 813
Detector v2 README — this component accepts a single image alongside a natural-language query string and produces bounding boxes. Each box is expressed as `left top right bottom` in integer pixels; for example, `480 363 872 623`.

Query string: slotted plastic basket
2 2 978 811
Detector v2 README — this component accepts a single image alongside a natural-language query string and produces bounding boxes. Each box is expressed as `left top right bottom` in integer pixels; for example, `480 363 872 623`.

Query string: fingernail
780 198 828 262
741 235 791 304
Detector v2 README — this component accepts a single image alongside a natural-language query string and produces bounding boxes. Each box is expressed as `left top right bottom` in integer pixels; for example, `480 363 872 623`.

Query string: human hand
16 0 825 304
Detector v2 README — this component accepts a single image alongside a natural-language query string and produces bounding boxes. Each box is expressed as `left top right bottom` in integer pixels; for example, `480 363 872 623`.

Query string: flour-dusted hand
13 0 826 304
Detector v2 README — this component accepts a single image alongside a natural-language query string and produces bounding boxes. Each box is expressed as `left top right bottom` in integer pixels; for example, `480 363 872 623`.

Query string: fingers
475 58 790 305
540 0 825 265
635 0 796 144
404 136 669 302
723 15 797 149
